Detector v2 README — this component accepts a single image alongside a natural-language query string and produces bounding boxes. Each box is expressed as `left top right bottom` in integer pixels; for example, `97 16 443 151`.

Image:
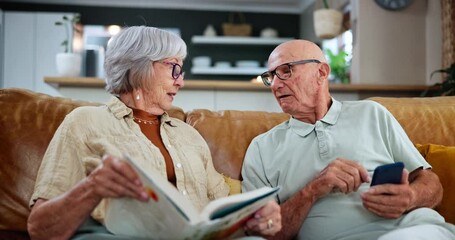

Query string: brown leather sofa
1 88 454 239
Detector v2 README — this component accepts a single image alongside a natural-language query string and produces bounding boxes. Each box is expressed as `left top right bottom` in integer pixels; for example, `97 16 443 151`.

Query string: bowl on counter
236 60 260 68
214 61 231 68
192 56 211 67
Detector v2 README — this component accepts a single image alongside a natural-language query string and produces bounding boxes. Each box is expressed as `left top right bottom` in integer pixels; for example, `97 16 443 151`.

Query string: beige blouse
30 97 229 222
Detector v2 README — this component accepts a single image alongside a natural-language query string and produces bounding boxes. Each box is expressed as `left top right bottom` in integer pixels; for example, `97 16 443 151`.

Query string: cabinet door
3 12 35 89
2 11 74 96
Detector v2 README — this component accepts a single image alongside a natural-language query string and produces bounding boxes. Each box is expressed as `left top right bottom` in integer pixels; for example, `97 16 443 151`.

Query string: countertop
44 77 433 93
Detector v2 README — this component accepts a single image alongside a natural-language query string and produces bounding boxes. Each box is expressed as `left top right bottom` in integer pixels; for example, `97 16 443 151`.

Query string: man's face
268 56 321 116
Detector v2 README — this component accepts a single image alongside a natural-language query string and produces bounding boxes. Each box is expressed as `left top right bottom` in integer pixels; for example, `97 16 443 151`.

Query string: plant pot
56 52 82 77
313 9 343 39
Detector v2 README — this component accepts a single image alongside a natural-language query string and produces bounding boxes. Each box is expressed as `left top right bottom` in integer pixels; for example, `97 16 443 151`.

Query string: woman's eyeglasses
260 59 321 86
158 60 185 80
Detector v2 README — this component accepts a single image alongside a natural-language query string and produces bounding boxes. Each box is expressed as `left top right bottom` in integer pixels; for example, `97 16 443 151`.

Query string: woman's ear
132 88 145 102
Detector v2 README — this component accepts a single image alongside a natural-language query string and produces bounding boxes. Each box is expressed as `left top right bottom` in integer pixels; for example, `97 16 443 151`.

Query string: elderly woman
27 26 281 239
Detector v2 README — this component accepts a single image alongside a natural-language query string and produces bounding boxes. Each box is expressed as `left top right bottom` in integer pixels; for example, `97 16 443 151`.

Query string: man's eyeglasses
158 60 185 80
260 59 321 86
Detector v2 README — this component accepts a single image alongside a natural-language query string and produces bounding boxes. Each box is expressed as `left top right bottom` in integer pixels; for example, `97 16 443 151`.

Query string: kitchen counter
44 77 432 93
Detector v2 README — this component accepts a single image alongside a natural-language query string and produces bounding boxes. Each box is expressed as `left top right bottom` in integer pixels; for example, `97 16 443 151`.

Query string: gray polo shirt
242 99 443 240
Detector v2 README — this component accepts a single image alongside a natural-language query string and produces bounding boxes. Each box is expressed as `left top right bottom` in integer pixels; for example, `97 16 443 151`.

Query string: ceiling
1 0 316 14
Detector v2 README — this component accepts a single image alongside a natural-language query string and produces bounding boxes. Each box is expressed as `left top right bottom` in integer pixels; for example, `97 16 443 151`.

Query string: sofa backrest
2 88 454 233
370 96 455 146
186 109 289 180
0 88 184 232
0 88 96 231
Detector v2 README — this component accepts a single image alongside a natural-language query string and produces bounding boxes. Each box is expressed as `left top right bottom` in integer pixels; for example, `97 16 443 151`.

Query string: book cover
104 156 280 239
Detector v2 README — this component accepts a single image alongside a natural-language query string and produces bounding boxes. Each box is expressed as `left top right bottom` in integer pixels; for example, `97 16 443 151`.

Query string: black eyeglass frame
158 60 185 80
260 59 321 86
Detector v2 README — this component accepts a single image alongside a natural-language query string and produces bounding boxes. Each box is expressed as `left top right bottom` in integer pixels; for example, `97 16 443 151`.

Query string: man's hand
244 200 282 237
307 158 370 200
85 154 149 202
361 169 415 218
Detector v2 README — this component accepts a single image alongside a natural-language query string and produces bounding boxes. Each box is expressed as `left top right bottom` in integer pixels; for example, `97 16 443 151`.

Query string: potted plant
421 63 455 96
313 0 343 39
326 49 350 84
55 13 82 77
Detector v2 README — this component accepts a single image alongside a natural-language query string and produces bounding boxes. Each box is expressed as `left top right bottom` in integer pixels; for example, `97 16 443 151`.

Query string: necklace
133 116 159 125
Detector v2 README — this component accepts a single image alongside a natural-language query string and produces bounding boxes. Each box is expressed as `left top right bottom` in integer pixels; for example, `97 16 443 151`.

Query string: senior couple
28 26 455 239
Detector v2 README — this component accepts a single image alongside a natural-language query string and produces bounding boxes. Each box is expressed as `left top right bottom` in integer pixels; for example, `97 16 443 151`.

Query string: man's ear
318 62 330 81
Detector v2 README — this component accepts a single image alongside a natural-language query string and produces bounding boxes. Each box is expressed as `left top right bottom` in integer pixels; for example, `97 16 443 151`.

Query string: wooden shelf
191 36 293 45
44 77 433 93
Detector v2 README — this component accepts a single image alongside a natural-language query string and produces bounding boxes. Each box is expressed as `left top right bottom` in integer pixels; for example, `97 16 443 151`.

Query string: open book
104 156 280 239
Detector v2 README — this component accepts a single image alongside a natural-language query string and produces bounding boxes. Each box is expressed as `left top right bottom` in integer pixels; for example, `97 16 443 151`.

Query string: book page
194 187 280 239
202 186 280 220
104 155 280 239
104 155 200 239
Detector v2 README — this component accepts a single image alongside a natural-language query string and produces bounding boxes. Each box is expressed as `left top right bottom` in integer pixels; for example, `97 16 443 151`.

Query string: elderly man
241 39 455 240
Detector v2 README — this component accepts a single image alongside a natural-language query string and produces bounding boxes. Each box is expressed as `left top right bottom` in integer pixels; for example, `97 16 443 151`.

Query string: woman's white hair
104 26 187 95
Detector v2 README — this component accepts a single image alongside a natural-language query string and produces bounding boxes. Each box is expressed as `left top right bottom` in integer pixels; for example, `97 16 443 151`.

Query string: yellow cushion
415 143 455 224
223 175 241 195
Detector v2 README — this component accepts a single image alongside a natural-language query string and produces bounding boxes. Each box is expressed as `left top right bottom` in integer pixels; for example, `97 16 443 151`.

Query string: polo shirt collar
289 98 341 137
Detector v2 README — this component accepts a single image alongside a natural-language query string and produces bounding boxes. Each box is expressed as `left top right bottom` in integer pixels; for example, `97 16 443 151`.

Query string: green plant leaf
423 63 455 96
326 49 350 84
322 0 329 9
54 13 81 53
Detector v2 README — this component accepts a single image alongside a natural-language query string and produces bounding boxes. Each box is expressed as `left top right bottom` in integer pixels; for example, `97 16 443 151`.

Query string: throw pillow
415 143 455 224
223 175 241 195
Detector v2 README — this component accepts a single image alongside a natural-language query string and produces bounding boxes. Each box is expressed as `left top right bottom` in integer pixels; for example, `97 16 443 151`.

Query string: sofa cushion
223 175 241 195
186 109 289 180
415 143 455 224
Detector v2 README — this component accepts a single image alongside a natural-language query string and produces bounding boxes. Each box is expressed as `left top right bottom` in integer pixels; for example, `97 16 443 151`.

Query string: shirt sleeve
241 138 270 193
29 114 89 208
380 105 431 171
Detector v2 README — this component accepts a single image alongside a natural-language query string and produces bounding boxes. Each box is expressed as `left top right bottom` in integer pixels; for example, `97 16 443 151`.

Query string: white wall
300 0 442 86
350 0 442 85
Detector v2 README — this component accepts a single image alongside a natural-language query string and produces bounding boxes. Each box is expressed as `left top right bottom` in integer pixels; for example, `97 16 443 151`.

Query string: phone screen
370 162 404 186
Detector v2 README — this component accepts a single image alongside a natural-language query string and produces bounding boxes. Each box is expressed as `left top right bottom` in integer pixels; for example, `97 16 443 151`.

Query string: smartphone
370 162 404 186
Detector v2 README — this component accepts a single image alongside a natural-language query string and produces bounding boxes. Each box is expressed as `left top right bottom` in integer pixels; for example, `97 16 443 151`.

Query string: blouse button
182 190 187 195
167 144 172 148
176 163 182 168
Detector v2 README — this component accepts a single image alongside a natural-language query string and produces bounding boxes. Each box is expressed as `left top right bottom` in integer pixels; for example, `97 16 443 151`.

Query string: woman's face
143 58 185 114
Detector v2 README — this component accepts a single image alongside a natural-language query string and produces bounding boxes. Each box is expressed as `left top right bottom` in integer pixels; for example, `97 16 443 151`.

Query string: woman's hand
244 200 282 237
86 154 149 202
